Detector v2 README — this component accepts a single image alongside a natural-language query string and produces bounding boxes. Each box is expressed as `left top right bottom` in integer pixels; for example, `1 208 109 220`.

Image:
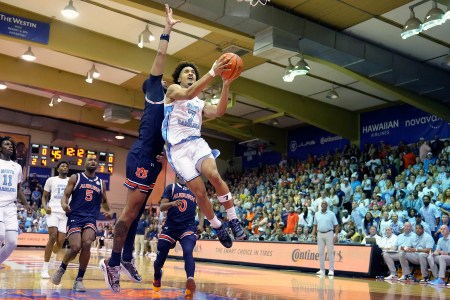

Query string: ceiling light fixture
422 0 444 30
0 81 7 90
282 58 295 82
21 46 36 61
89 64 100 78
115 132 125 140
291 54 310 76
61 0 79 19
85 70 93 83
236 0 270 6
271 118 279 126
137 24 155 48
326 86 340 100
401 8 422 39
49 98 54 107
52 95 62 103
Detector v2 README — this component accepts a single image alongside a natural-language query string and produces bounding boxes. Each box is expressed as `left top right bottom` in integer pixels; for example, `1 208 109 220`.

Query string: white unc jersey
162 97 205 146
0 159 23 206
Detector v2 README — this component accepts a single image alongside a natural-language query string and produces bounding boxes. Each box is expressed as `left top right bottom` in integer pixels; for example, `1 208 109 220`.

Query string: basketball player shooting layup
161 55 247 249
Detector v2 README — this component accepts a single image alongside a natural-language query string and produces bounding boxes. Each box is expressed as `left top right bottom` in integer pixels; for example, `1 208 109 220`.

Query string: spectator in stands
420 195 440 238
428 224 450 286
403 147 416 169
300 226 312 242
361 225 381 245
31 186 41 207
379 226 397 251
272 227 288 242
419 141 432 162
340 178 353 213
379 212 392 237
200 226 217 240
362 212 377 236
259 228 272 241
413 213 431 235
298 206 313 228
369 203 381 224
398 223 434 283
390 213 404 236
351 202 365 232
403 191 422 212
383 222 416 280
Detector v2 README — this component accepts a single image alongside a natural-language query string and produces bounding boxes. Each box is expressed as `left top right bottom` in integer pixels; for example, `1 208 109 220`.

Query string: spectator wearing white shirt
361 226 382 245
379 227 398 251
340 178 353 213
379 212 393 237
421 179 439 201
362 174 372 198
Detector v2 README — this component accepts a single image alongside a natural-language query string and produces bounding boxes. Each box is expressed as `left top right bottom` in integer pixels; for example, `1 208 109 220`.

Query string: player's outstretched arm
151 4 180 76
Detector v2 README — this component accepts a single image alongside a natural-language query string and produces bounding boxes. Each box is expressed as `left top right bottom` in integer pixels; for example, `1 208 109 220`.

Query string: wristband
209 61 217 77
160 34 170 42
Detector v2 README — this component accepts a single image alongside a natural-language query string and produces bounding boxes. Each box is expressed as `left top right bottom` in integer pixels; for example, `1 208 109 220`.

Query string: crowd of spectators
199 136 450 247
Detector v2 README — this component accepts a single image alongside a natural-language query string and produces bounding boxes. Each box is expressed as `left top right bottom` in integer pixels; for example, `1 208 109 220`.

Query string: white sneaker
316 270 325 276
384 274 398 280
328 270 334 277
49 256 56 269
41 269 50 279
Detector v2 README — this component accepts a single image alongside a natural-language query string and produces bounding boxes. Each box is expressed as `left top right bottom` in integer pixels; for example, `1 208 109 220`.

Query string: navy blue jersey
68 173 103 219
130 74 165 158
162 183 197 229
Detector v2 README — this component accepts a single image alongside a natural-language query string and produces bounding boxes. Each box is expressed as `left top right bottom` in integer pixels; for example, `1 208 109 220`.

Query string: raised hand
165 4 180 28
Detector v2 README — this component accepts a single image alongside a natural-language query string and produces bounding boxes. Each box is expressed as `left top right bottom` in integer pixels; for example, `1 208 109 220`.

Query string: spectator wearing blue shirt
429 225 450 286
398 223 435 282
420 195 440 238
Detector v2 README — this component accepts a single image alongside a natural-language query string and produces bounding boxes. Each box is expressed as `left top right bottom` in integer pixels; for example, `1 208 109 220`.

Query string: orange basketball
219 53 243 80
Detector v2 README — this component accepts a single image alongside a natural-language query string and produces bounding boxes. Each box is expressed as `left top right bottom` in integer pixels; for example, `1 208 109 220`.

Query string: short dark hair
172 61 200 84
56 161 69 169
0 136 16 160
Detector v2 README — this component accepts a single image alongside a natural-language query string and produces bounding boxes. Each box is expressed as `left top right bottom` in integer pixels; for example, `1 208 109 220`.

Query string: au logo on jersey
135 167 149 179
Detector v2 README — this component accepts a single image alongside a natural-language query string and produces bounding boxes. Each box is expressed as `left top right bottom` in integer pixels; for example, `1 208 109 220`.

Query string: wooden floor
1 249 449 299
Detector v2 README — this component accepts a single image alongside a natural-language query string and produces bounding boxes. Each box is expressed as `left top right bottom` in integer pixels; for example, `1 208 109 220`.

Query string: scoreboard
29 144 114 173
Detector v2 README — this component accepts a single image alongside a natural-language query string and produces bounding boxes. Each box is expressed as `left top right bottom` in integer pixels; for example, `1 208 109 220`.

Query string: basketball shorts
47 212 68 233
66 216 97 238
158 225 197 247
167 138 215 182
0 205 18 235
124 149 162 194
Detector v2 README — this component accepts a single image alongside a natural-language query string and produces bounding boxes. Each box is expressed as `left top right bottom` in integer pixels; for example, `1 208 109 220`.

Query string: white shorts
47 212 68 233
167 138 214 182
0 206 18 235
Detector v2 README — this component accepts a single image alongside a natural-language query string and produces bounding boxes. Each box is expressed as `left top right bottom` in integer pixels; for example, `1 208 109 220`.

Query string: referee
312 200 338 277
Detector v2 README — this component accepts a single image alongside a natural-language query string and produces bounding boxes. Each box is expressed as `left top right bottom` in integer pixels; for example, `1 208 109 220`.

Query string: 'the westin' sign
0 12 50 44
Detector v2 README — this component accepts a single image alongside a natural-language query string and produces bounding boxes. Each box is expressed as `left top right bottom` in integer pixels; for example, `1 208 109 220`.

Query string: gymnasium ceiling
0 0 449 152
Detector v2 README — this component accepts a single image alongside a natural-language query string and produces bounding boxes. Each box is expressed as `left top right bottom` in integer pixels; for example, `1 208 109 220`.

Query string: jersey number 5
85 190 93 201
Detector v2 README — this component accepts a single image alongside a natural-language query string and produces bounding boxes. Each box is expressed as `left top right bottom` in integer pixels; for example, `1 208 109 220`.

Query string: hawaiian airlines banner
287 126 349 160
360 104 450 146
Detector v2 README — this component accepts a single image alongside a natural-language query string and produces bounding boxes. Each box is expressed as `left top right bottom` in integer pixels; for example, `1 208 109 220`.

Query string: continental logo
291 249 343 262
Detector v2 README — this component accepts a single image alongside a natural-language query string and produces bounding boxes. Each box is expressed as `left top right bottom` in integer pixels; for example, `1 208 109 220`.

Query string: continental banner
169 241 373 274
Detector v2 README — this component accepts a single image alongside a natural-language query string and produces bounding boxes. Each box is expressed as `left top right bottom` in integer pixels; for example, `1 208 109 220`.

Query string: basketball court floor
1 249 449 299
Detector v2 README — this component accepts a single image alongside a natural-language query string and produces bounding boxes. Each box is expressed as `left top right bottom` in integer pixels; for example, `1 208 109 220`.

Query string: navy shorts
158 226 197 246
124 149 162 194
66 216 97 238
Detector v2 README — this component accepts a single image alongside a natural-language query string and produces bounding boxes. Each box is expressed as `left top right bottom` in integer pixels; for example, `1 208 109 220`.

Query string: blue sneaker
216 223 232 248
229 218 247 241
430 278 446 286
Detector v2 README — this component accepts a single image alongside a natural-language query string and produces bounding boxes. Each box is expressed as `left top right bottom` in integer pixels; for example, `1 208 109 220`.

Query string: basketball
219 53 243 80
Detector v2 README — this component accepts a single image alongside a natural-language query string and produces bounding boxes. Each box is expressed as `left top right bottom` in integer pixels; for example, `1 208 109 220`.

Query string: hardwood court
1 249 449 299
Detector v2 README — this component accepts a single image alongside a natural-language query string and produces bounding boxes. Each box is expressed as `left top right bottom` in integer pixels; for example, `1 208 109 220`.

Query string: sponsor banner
29 166 51 187
0 12 50 44
96 173 110 191
169 240 373 274
287 126 349 160
17 233 48 247
360 104 450 146
236 144 281 169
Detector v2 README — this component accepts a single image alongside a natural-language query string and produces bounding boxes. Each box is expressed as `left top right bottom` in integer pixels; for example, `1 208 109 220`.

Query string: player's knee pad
218 192 232 203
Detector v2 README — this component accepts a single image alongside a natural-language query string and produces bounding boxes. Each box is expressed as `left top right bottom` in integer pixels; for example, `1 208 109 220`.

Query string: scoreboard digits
30 144 114 173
